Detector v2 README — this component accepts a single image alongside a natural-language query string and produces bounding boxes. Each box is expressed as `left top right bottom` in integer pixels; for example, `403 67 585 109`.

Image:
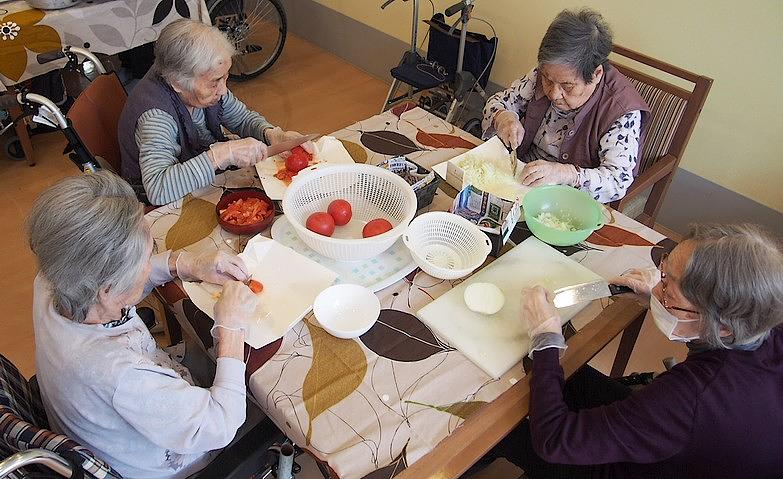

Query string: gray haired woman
482 8 649 203
482 224 783 478
29 171 260 478
118 18 313 205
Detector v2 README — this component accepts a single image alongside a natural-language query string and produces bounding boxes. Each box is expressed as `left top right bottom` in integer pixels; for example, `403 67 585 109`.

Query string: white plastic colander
402 212 492 279
282 164 417 261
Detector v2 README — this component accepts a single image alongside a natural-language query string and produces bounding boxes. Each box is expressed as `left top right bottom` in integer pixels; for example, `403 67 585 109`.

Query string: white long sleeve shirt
33 252 247 478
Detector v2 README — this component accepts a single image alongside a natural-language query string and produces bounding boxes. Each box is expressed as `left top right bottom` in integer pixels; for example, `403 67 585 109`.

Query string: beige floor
0 33 686 477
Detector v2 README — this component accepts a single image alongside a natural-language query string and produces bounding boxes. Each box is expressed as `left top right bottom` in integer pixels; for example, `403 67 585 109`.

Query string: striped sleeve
221 90 274 141
135 109 216 206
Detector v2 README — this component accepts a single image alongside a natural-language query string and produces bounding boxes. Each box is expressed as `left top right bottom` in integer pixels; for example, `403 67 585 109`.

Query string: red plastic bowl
216 188 275 235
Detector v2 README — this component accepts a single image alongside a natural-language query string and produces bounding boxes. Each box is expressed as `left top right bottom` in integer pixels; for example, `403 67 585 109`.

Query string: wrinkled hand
521 286 562 337
208 137 268 169
520 160 578 187
176 250 250 285
265 126 316 156
493 110 525 150
213 281 259 331
611 267 661 300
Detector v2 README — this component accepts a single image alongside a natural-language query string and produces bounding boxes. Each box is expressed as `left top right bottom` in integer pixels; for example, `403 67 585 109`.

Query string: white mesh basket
402 212 492 279
282 164 418 261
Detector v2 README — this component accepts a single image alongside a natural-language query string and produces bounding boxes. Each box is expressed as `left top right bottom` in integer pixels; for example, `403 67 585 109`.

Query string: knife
266 133 320 157
552 280 633 308
500 137 519 177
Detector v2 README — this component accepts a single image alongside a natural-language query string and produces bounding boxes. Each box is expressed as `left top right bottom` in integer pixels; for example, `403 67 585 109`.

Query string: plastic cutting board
416 237 603 378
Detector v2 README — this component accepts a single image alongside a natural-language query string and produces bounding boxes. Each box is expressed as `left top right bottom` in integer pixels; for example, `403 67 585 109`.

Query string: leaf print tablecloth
146 106 674 479
0 0 209 91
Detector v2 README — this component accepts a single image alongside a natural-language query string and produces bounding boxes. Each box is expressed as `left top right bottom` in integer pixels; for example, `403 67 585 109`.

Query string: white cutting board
183 236 338 348
416 237 603 378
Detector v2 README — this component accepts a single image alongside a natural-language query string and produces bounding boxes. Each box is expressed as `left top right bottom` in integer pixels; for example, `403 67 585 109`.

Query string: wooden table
0 0 209 164
148 106 674 479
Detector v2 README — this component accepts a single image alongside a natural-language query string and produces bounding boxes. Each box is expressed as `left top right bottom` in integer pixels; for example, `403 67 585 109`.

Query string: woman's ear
591 64 604 84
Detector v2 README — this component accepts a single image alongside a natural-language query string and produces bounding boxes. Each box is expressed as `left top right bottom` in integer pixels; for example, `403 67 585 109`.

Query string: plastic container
282 164 417 261
377 156 442 210
402 211 491 279
522 185 605 246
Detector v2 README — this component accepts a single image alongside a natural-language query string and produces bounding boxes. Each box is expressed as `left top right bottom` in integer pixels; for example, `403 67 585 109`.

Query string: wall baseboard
279 0 783 238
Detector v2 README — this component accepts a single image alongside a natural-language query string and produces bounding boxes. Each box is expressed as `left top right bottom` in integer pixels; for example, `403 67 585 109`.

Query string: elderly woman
29 171 260 478
484 224 783 478
482 9 649 203
119 19 313 206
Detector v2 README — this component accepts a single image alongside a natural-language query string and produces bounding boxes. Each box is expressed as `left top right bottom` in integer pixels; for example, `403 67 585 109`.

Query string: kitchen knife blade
552 280 633 308
266 133 320 157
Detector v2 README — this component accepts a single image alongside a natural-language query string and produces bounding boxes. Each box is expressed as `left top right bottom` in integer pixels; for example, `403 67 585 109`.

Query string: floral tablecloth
0 0 209 91
147 106 675 479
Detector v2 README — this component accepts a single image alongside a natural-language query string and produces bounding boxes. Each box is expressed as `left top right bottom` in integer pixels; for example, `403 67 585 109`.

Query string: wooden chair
66 71 127 173
609 45 713 227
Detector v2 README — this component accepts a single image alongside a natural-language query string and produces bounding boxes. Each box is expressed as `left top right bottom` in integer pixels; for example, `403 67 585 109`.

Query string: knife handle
608 284 634 296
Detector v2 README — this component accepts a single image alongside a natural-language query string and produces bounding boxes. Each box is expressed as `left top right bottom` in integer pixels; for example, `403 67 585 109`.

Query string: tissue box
451 185 521 256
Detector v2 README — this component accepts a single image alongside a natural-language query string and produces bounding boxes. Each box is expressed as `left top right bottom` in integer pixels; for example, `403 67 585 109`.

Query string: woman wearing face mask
479 223 783 478
118 19 314 206
29 171 261 478
482 9 649 203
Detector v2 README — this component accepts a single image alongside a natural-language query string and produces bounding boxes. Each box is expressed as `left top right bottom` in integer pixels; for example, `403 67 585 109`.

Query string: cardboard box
451 185 521 256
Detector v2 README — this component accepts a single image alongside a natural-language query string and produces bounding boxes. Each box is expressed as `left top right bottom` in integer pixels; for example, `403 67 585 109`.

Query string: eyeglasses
659 253 701 315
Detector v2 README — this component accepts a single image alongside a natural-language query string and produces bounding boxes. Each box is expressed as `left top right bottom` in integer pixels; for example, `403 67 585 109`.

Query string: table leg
9 105 35 166
610 311 646 377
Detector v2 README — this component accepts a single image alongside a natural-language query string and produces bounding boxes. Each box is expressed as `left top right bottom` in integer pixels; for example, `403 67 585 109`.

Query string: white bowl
313 284 381 339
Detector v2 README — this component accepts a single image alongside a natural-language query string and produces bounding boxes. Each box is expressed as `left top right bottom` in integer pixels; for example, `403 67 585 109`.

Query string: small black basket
377 156 442 210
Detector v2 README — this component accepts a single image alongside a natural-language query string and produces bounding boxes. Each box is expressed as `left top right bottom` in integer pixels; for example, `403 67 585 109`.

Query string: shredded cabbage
457 154 515 191
535 212 579 231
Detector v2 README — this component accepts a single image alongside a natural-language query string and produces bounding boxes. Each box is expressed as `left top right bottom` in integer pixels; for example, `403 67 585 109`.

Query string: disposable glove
493 110 525 149
176 250 250 285
521 286 562 338
208 137 268 169
264 126 316 156
212 280 259 338
610 267 661 299
520 160 578 187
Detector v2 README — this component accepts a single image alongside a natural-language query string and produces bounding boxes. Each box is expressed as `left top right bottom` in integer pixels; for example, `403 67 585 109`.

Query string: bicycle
207 0 287 80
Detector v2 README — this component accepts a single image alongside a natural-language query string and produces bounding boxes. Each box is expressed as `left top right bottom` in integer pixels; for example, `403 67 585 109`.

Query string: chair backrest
0 354 122 478
66 72 128 173
609 45 713 225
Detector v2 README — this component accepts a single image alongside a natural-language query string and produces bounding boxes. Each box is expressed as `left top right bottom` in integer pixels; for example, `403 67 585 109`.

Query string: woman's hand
520 160 578 187
610 267 661 300
176 250 250 285
213 281 258 331
265 126 316 155
208 137 268 169
493 110 525 149
521 286 562 337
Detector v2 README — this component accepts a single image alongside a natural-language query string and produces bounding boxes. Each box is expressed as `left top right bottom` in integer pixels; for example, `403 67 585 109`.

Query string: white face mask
650 295 700 342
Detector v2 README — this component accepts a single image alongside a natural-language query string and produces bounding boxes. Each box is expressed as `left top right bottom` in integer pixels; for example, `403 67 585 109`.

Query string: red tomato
219 197 271 225
285 154 309 173
363 218 393 238
247 279 264 294
327 199 352 226
306 212 336 237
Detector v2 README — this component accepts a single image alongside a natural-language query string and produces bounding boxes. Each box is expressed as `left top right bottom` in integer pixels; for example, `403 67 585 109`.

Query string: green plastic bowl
523 185 605 246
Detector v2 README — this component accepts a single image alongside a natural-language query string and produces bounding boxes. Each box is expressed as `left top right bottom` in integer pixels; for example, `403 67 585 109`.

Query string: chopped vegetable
247 279 264 294
534 212 579 231
457 154 516 192
219 197 272 225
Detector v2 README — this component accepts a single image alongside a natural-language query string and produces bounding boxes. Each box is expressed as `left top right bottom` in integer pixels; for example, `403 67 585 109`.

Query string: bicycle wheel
208 0 287 80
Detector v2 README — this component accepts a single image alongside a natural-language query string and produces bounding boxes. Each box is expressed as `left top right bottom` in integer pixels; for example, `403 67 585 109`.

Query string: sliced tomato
247 279 264 294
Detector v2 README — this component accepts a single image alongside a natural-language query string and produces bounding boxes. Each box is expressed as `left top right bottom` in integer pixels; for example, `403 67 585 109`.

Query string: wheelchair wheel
3 135 25 161
462 117 482 139
208 0 287 80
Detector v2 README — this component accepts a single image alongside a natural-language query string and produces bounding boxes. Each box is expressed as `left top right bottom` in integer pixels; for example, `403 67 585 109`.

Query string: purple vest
118 71 226 185
519 65 650 175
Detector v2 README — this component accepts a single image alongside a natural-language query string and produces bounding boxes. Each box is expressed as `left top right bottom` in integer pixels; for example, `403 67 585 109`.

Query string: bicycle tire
207 0 287 80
